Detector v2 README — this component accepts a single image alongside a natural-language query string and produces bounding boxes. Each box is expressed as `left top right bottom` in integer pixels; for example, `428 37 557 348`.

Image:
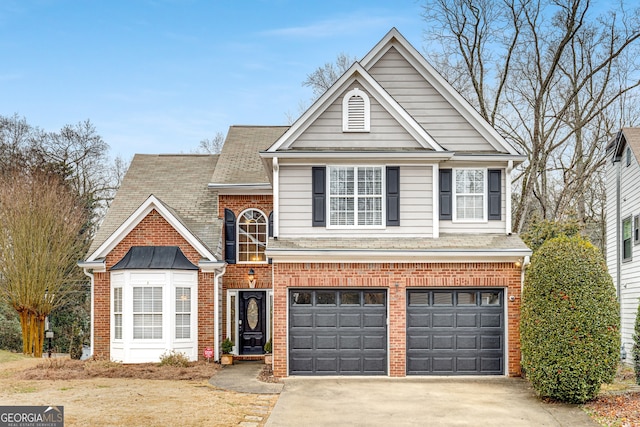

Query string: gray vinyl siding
292 83 423 150
607 147 640 355
278 165 433 237
368 47 496 153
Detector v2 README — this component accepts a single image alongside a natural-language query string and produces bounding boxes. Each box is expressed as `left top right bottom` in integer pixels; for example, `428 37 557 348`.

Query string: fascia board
361 29 521 156
260 151 454 161
265 248 532 263
86 195 217 263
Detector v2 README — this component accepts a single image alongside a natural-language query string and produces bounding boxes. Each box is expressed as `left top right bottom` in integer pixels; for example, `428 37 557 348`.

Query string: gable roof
360 28 521 156
210 126 289 188
265 62 446 154
86 154 220 260
609 127 640 162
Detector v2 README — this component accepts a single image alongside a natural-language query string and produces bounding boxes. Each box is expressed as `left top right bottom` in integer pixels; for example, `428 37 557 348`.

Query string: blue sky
0 0 425 160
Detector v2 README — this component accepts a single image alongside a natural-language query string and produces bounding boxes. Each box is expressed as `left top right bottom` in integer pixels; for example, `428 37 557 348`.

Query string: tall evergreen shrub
521 235 619 403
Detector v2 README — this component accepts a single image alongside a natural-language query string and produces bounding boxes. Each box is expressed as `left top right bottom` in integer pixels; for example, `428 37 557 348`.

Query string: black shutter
312 167 326 227
439 169 452 220
488 169 502 220
386 166 400 226
224 208 236 264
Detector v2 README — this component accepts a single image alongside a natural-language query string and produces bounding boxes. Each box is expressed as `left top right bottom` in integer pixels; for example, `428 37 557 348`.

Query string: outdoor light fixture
248 268 256 288
514 260 522 268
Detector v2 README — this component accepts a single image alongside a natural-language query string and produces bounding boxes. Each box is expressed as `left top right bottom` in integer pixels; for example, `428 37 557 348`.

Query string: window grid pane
455 169 485 220
175 287 191 339
133 286 162 340
238 210 267 262
329 166 382 227
113 288 122 340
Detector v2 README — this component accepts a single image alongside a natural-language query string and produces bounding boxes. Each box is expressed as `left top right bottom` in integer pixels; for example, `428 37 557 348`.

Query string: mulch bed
16 358 220 381
584 392 640 427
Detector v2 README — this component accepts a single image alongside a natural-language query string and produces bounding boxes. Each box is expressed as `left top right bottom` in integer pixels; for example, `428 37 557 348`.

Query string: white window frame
342 88 370 132
113 287 123 341
174 286 191 340
237 208 268 264
327 165 385 229
452 168 487 223
623 215 633 261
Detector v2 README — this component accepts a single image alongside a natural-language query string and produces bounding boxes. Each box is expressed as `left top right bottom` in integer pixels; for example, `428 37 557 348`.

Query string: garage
289 289 387 375
406 289 504 375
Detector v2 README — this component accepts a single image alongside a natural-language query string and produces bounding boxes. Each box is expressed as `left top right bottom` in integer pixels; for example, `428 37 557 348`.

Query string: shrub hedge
521 235 620 403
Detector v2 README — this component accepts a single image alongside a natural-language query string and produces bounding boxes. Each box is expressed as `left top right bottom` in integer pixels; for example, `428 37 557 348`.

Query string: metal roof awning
111 246 198 270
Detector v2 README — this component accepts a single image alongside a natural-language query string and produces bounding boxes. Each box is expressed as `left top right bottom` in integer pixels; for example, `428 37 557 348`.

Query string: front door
239 291 266 354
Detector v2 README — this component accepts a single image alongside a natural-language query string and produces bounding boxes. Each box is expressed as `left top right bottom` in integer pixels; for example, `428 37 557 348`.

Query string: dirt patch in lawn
0 355 278 427
583 365 640 427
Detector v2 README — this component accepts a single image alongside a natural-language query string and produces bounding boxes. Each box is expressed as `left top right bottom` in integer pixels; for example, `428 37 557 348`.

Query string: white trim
213 264 226 362
86 195 217 262
506 161 513 234
226 288 272 356
360 28 520 156
260 151 453 161
265 63 445 153
432 164 439 239
273 157 280 238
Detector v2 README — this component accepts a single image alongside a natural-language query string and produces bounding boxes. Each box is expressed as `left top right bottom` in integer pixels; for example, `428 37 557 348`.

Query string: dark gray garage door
289 289 387 375
406 289 504 375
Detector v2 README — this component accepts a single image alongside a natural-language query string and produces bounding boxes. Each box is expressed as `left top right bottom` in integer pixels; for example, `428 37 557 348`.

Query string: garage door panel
480 313 501 328
432 335 454 350
290 313 313 328
457 335 478 350
290 335 313 350
289 289 387 375
316 335 337 349
432 313 454 327
339 313 362 327
456 313 478 327
407 289 504 375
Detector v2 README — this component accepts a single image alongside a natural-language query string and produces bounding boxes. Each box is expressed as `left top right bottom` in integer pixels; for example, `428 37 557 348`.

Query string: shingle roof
622 128 640 162
210 126 289 185
88 154 221 257
268 234 531 252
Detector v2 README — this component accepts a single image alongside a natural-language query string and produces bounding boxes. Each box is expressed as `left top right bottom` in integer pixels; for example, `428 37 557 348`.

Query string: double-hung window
113 287 122 340
623 216 633 261
175 287 191 339
133 287 163 339
329 166 383 227
454 169 486 221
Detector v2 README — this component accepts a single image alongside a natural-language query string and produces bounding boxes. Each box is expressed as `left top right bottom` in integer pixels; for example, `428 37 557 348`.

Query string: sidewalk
208 361 283 394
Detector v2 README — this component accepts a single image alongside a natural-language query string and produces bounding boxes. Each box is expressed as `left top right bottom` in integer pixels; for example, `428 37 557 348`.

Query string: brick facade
92 209 215 360
271 262 522 378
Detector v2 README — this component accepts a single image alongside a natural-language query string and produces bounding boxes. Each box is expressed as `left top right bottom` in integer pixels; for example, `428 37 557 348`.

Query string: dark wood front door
239 291 266 354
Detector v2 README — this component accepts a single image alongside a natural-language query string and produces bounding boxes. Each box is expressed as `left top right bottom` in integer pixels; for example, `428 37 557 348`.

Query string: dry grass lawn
0 352 277 427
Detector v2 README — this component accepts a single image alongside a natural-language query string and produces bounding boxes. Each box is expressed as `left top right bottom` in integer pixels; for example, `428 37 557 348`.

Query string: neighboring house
605 128 640 362
79 28 532 377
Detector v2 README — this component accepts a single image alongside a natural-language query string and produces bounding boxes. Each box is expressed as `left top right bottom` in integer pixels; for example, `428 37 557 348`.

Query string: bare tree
303 52 357 99
423 0 640 233
194 132 225 154
0 171 87 357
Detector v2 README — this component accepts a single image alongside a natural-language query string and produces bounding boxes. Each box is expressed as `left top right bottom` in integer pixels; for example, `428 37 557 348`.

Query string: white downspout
506 161 513 235
433 163 439 238
273 157 279 238
213 265 226 362
82 268 95 359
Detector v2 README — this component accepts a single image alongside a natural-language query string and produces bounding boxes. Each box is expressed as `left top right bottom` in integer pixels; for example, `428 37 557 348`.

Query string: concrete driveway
265 377 597 426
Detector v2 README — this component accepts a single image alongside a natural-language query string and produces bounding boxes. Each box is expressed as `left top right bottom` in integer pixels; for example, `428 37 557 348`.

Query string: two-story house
79 28 531 378
605 128 640 362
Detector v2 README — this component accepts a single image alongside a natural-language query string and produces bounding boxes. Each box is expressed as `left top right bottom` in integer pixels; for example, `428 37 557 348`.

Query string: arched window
238 209 268 263
342 88 370 132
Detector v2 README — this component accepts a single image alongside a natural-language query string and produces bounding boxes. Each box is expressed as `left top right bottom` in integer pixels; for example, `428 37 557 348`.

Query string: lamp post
44 289 55 358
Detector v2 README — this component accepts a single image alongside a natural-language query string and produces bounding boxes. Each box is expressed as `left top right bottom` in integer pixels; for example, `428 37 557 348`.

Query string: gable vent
342 88 370 132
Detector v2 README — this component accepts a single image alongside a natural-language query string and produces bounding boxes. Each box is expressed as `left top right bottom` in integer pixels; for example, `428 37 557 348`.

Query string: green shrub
159 350 190 367
634 301 640 385
264 338 272 353
521 217 582 253
521 235 620 403
221 338 233 354
0 302 22 352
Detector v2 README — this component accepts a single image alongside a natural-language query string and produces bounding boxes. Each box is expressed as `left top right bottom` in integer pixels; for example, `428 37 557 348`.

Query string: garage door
406 289 504 375
289 289 387 375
